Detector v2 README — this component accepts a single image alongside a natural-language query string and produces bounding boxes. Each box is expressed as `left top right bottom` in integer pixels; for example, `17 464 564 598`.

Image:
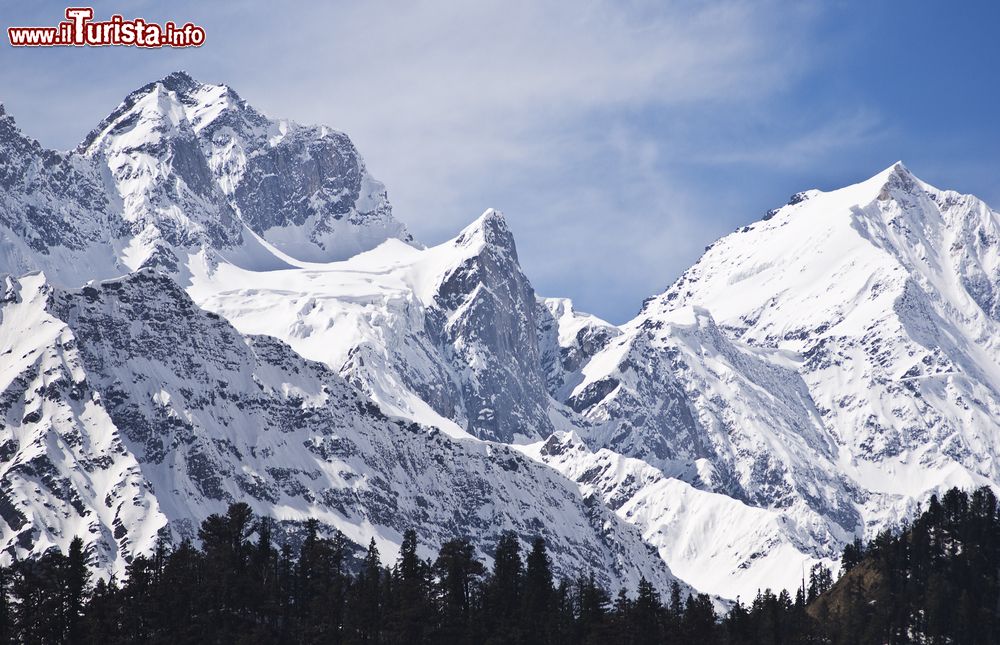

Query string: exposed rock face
0 105 111 278
426 210 554 442
536 296 621 399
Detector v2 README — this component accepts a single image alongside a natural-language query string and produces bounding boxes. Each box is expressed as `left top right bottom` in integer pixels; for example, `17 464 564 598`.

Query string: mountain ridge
3 71 1000 604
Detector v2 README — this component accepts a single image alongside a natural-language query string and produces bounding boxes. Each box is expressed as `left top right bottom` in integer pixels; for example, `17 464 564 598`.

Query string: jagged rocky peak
0 71 414 284
874 160 930 202
157 70 201 94
0 102 43 158
78 70 253 154
0 105 34 171
130 69 415 261
536 297 621 398
0 104 16 138
0 103 110 264
434 209 522 304
424 209 554 442
76 72 243 250
451 208 518 258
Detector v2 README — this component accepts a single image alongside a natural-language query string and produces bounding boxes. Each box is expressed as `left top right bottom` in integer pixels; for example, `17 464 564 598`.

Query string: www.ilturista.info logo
8 8 205 48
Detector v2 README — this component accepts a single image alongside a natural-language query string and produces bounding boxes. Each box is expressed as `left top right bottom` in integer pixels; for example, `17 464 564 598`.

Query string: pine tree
387 529 430 644
632 577 663 645
12 553 65 644
296 518 326 639
522 537 554 645
682 593 717 644
611 587 634 644
171 540 208 641
348 538 384 643
484 531 522 644
575 571 610 643
197 502 255 639
552 579 576 643
277 543 295 641
64 536 89 644
806 562 833 602
841 537 865 573
83 576 120 644
669 580 683 624
0 563 10 645
432 538 485 644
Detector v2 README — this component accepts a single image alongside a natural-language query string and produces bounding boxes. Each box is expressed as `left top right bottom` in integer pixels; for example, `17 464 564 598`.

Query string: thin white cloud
692 109 888 168
196 0 819 237
0 0 870 321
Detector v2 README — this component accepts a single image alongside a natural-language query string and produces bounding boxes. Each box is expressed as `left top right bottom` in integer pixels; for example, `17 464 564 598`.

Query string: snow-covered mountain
520 432 823 601
189 209 556 444
563 162 1000 597
0 72 685 597
0 71 411 285
5 71 1000 604
0 268 681 596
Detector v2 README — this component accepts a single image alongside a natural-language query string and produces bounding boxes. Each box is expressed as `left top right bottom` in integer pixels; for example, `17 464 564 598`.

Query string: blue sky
2 1 999 322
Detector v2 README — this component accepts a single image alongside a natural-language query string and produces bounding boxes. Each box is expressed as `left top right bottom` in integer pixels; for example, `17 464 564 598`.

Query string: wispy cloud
0 0 886 321
691 109 888 168
185 0 820 233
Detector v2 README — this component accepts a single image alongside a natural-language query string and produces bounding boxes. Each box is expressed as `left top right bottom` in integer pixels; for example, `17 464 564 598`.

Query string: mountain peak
470 207 508 230
874 160 925 202
787 161 928 215
469 208 512 238
452 209 517 258
841 160 916 195
160 70 195 84
877 160 916 184
883 160 909 176
158 70 200 94
79 72 228 153
0 101 34 146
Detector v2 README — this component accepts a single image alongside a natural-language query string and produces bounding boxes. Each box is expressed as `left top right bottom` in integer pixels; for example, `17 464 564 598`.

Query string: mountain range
3 72 1000 603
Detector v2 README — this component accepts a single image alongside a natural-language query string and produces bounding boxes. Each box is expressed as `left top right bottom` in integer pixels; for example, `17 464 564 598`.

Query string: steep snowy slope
0 273 161 573
521 432 825 601
190 209 555 443
564 163 1000 595
0 269 684 596
645 163 1000 499
536 297 621 400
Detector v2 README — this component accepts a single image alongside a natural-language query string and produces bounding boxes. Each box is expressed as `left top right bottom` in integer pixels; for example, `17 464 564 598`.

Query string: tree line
0 486 998 644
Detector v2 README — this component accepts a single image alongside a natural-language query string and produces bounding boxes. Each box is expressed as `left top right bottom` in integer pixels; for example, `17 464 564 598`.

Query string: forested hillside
2 486 997 644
